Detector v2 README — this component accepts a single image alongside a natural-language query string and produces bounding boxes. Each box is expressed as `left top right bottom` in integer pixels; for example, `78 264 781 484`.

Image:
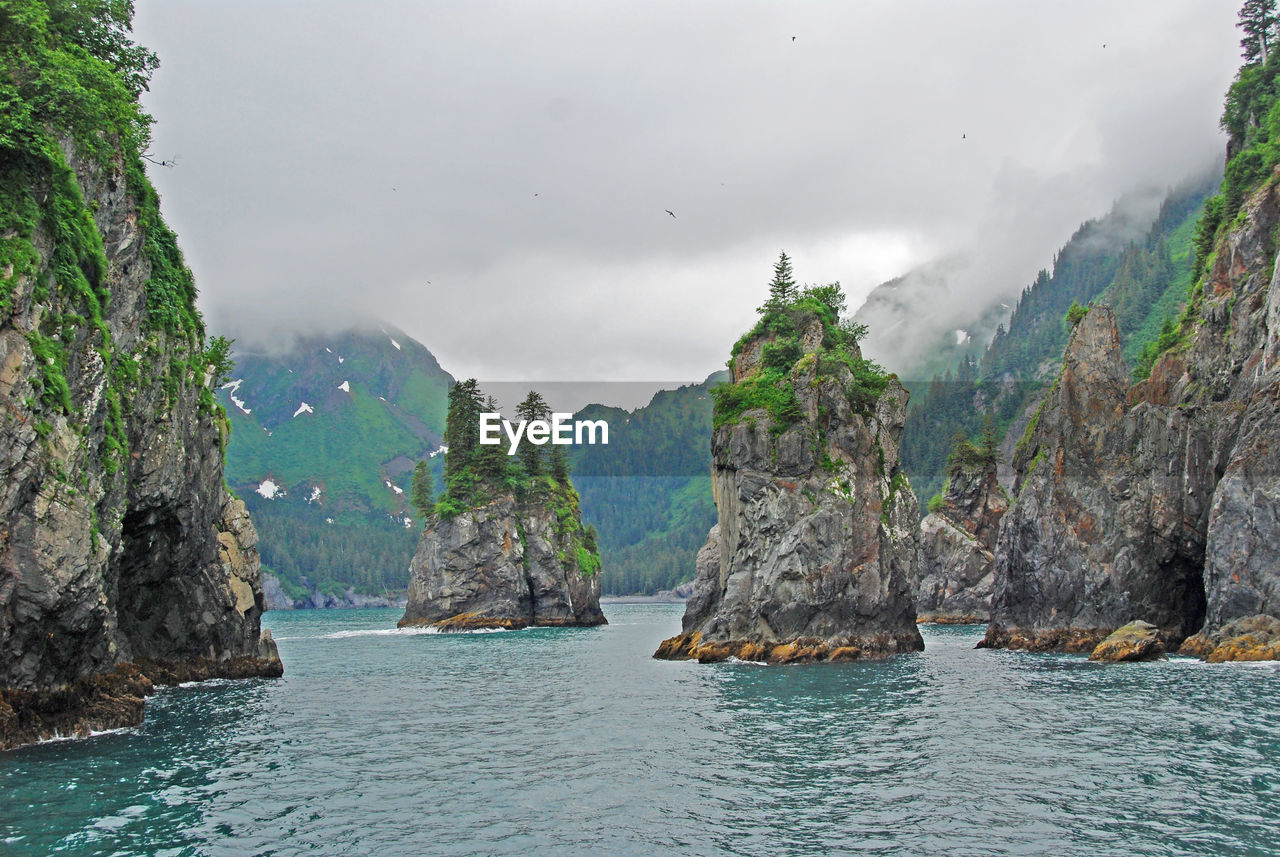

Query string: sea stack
914 437 1007 624
0 14 280 750
399 383 605 630
655 255 923 663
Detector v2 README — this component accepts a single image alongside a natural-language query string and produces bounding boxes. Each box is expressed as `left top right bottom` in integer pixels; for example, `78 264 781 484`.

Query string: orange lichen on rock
979 625 1111 653
653 632 918 664
1088 621 1166 662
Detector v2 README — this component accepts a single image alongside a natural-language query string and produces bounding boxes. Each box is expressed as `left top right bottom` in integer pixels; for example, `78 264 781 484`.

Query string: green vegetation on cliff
434 379 600 577
901 172 1217 501
1 0 226 479
1131 2 1280 378
714 253 888 431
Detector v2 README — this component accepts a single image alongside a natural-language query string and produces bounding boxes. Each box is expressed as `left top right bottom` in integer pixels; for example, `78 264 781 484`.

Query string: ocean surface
3 605 1279 856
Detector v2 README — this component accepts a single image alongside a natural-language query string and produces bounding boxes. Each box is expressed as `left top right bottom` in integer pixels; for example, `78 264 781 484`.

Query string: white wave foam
36 724 136 745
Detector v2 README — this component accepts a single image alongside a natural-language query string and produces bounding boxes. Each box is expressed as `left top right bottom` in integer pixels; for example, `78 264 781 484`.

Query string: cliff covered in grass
0 1 280 750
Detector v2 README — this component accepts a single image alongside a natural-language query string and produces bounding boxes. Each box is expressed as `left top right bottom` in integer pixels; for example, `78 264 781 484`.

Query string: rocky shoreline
0 634 282 750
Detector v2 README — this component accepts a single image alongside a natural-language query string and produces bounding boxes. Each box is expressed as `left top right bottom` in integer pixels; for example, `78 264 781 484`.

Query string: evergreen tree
475 395 510 483
550 443 569 483
515 390 552 477
443 379 483 481
1240 0 1278 64
765 250 797 313
411 460 434 520
978 413 1001 462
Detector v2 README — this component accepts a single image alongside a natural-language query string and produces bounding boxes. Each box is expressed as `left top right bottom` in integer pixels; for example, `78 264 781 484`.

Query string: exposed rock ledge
1179 615 1280 662
0 633 281 750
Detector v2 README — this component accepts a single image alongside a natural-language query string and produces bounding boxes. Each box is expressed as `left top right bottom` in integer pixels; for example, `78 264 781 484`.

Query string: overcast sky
132 1 1240 385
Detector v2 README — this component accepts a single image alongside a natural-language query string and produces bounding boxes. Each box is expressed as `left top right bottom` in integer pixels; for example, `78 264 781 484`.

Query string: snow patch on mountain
221 379 252 415
257 479 283 500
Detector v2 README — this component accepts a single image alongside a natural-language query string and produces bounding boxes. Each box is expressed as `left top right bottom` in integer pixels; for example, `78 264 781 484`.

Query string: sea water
2 605 1278 856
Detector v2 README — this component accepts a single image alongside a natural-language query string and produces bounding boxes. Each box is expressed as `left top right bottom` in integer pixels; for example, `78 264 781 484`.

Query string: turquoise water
2 604 1279 856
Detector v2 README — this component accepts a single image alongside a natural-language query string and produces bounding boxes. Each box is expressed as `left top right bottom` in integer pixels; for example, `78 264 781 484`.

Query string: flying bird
665 209 676 218
791 36 796 41
962 134 966 140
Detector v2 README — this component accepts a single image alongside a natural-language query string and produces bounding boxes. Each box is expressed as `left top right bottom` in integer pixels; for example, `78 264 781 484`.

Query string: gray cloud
133 1 1240 384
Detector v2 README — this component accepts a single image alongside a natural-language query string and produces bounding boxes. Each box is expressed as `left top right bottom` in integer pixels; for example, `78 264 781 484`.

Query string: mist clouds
132 1 1240 382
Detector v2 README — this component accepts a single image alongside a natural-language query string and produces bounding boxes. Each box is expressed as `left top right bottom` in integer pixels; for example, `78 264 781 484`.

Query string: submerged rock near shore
656 265 923 664
1089 621 1166 663
1 30 280 747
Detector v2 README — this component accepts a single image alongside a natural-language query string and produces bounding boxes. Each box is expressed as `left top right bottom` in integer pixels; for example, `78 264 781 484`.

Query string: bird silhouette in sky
791 36 796 41
962 134 966 140
666 209 676 218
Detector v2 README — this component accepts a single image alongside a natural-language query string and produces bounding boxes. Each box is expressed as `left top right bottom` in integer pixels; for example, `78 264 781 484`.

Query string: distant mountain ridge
217 326 453 604
218 324 725 602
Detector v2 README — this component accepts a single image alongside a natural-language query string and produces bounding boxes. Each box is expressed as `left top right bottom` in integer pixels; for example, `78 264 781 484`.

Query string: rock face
982 307 1213 652
399 493 605 630
655 315 924 664
915 461 1006 623
0 145 281 750
984 174 1280 659
1089 621 1165 662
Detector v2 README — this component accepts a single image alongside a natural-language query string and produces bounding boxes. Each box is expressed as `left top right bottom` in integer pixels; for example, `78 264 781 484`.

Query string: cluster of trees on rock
713 253 888 431
429 380 572 519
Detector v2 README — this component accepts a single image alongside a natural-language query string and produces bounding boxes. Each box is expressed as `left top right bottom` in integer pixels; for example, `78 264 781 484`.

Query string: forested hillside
901 170 1220 502
571 375 725 595
217 326 451 601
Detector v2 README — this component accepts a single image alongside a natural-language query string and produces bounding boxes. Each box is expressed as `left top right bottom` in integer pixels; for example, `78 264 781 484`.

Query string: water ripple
2 608 1278 856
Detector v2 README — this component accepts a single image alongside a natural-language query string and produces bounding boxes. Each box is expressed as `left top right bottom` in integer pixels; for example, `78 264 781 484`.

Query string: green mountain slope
217 326 453 601
570 373 726 595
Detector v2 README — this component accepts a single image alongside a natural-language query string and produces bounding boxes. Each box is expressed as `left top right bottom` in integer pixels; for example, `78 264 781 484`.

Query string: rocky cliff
983 173 1280 658
399 489 605 630
1 57 280 747
655 289 923 664
915 460 1006 623
981 307 1213 652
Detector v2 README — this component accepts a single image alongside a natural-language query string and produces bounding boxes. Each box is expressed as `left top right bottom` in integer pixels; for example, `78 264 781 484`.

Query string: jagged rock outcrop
0 143 281 750
915 460 1006 623
655 310 923 664
981 307 1213 652
984 173 1280 659
399 492 605 630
